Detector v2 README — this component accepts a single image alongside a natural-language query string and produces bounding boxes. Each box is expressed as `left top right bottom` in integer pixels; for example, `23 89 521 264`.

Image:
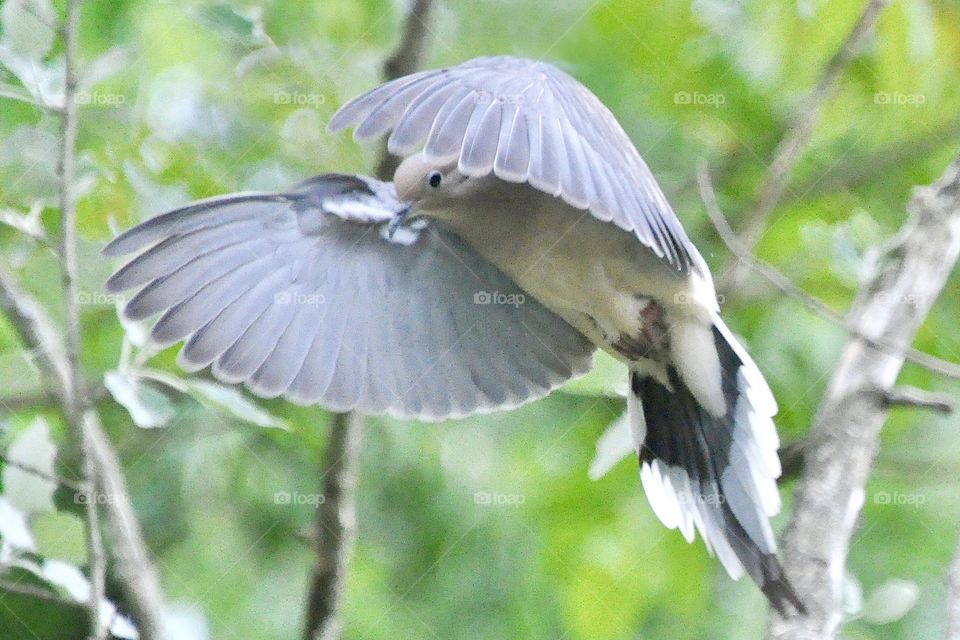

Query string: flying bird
104 56 802 614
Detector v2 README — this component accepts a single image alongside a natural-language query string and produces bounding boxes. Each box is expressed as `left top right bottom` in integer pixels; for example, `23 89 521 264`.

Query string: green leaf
2 416 56 515
185 380 288 430
0 0 55 60
861 579 920 625
32 512 86 565
587 412 633 480
0 496 36 550
104 370 176 428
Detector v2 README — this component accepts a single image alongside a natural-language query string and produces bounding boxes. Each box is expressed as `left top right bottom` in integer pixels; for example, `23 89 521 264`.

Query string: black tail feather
630 323 806 615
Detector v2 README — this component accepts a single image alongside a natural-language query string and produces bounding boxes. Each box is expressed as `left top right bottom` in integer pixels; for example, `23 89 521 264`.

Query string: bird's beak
387 205 411 238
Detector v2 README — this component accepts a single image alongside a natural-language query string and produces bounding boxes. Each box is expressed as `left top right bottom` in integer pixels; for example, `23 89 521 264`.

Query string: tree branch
719 0 891 291
698 161 960 380
0 262 166 639
0 451 87 494
302 3 434 639
0 579 78 607
766 156 960 639
57 2 109 635
302 412 365 640
0 384 108 413
871 385 954 414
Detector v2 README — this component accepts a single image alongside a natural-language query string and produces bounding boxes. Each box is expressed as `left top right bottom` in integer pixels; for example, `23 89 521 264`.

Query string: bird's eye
428 171 442 188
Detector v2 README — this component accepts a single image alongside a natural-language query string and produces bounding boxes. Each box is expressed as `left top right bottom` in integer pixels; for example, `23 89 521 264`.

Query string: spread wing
328 55 696 272
104 174 594 420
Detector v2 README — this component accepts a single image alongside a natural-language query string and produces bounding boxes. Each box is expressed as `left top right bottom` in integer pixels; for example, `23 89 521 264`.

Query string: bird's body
416 173 702 369
104 55 803 614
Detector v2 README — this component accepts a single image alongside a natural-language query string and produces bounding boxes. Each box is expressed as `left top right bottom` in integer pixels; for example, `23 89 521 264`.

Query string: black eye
428 171 442 188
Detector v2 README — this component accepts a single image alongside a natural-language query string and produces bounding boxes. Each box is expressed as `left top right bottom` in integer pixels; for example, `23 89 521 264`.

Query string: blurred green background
1 0 959 638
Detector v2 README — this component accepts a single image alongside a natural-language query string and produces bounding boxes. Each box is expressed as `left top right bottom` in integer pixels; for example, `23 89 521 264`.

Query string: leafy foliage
0 0 959 638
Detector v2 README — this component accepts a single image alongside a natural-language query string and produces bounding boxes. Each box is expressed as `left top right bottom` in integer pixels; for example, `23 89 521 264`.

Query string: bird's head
393 154 468 207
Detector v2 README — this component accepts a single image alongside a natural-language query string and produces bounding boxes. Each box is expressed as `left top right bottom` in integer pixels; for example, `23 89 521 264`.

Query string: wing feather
105 174 594 419
388 79 463 156
423 87 477 162
329 56 697 272
354 75 446 140
460 99 502 176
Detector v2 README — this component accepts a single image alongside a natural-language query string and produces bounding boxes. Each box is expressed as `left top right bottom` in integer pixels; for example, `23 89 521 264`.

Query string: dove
105 56 802 614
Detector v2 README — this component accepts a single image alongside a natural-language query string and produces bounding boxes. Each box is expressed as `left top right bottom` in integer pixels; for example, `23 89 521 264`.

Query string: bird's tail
627 318 804 615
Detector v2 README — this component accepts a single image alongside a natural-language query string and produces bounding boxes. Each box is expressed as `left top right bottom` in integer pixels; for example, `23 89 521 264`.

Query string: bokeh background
1 0 960 638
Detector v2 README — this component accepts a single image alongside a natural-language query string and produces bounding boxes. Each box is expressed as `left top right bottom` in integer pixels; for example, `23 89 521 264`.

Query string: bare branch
0 384 108 412
871 385 954 414
766 157 960 639
719 0 891 291
0 81 64 113
0 451 87 493
0 579 77 606
302 412 365 640
57 2 109 635
56 5 169 631
698 161 960 380
0 260 166 639
86 411 166 637
0 264 74 405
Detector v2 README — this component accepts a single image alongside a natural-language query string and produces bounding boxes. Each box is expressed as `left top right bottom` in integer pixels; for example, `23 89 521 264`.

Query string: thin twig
0 81 64 113
85 410 166 639
779 385 954 482
0 452 87 493
719 0 891 291
56 3 108 637
872 385 954 414
698 161 960 380
767 156 960 639
0 260 166 639
0 384 108 413
0 579 77 606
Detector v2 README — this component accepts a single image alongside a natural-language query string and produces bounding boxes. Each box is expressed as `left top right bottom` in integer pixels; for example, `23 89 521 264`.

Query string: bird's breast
423 188 712 363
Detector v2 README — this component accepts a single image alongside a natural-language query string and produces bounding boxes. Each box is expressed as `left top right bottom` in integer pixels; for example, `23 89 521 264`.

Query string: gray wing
104 173 595 421
328 56 696 272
